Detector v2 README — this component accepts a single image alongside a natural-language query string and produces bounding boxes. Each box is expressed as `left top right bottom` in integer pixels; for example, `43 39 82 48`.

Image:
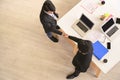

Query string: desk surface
58 0 120 73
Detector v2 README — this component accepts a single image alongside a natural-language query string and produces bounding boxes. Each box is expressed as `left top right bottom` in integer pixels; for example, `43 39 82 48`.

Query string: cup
103 59 108 63
101 0 105 5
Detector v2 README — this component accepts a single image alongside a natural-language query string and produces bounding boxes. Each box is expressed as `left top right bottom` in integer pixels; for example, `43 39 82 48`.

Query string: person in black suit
40 0 65 42
64 35 93 79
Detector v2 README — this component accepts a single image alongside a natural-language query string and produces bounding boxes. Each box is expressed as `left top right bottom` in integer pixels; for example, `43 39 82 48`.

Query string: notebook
93 41 108 60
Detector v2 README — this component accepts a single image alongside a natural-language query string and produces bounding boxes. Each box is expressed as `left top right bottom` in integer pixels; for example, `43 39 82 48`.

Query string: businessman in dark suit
64 35 93 79
40 0 65 42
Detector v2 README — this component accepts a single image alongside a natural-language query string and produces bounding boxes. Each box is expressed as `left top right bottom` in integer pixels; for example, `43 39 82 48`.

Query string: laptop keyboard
107 26 119 37
76 22 88 32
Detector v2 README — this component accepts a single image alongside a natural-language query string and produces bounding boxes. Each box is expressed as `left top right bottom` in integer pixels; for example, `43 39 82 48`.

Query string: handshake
62 32 69 38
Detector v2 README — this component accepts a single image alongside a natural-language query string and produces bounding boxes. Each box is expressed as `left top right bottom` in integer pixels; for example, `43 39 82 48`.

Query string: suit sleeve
43 20 62 35
51 26 62 35
68 36 82 43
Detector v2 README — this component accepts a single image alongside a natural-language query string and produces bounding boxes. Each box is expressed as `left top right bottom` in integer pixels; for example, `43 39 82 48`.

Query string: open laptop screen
102 18 114 32
80 14 94 29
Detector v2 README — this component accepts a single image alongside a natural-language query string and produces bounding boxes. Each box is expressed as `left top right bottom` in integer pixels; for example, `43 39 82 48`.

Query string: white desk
58 0 120 77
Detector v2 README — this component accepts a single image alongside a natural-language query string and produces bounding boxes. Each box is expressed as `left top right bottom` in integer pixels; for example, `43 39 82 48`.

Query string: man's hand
62 32 69 38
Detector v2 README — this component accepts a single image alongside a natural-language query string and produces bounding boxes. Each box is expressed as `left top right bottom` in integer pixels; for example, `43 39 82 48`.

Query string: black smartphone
107 42 111 49
116 18 120 24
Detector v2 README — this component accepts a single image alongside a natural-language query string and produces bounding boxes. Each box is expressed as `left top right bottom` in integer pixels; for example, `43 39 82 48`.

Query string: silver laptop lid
80 14 94 29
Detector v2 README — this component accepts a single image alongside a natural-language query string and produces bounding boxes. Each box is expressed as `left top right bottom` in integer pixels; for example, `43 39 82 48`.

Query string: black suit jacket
39 10 62 35
68 36 93 72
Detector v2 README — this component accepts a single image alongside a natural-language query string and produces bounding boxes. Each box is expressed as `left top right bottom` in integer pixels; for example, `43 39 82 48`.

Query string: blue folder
93 41 108 60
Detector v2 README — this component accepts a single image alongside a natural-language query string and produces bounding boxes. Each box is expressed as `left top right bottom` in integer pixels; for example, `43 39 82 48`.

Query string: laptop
101 17 120 41
72 14 94 37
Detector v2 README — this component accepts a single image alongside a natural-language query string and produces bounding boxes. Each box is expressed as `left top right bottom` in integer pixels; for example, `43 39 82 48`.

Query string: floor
0 0 120 80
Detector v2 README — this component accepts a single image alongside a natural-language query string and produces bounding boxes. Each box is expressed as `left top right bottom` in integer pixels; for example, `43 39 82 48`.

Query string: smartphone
107 42 111 49
116 18 120 24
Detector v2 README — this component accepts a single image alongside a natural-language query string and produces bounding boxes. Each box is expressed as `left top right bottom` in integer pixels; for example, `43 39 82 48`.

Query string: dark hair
79 40 89 53
43 0 56 12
